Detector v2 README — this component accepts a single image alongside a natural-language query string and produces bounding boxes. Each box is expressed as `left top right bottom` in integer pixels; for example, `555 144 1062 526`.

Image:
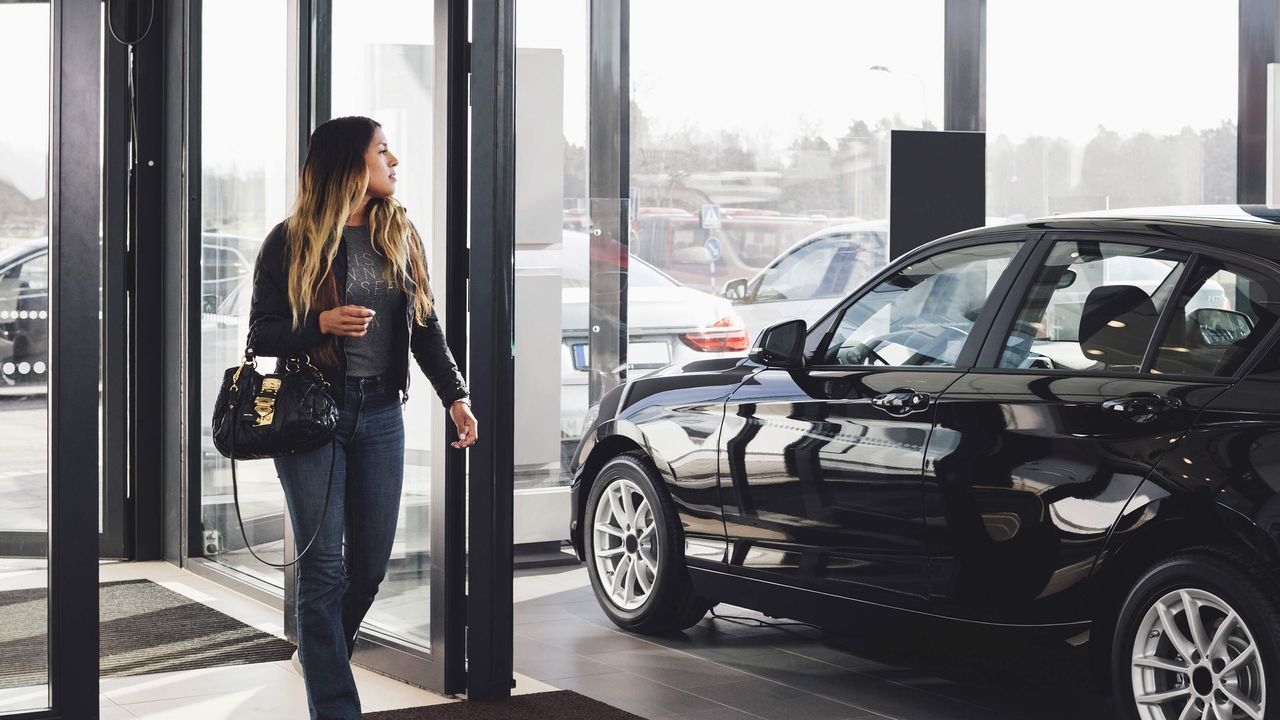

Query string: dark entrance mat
0 578 296 689
363 691 647 720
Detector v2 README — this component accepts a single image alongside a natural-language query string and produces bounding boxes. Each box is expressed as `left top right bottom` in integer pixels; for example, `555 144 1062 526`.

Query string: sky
0 0 1242 202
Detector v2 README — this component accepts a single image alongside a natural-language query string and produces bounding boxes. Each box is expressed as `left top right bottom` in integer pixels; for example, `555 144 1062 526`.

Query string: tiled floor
513 564 1119 720
0 558 1121 719
0 560 557 719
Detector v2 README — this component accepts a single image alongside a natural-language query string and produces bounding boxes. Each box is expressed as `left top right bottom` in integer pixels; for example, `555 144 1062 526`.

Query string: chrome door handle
871 389 931 416
1101 393 1182 423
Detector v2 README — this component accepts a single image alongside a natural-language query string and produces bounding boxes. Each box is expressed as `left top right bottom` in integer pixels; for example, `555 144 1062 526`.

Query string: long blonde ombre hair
284 116 433 367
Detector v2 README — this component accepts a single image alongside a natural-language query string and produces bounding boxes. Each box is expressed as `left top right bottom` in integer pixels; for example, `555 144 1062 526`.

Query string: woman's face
363 127 398 198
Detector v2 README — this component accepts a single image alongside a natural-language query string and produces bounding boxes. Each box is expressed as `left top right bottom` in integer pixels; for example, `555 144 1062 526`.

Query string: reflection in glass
516 0 590 494
988 0 1237 219
821 243 1020 368
628 1 939 354
199 0 293 586
0 1 50 712
1153 262 1280 377
332 0 436 648
999 243 1189 372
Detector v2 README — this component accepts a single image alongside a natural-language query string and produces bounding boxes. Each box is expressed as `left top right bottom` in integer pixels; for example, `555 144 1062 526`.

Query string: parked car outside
517 230 749 443
569 206 1280 720
627 206 845 292
722 221 889 344
0 239 48 392
0 235 254 393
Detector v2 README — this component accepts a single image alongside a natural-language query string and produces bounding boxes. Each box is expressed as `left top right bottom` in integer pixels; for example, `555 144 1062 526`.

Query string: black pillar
1239 0 1280 203
945 0 984 132
467 0 516 701
49 0 101 716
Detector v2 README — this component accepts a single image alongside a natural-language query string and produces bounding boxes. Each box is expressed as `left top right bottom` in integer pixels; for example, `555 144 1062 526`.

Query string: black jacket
246 221 469 410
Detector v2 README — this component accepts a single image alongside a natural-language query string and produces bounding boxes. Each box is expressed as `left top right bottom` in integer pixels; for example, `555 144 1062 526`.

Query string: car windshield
754 231 885 301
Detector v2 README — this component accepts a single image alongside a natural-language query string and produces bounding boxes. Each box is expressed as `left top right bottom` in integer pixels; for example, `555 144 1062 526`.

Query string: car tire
1112 548 1280 720
583 451 712 635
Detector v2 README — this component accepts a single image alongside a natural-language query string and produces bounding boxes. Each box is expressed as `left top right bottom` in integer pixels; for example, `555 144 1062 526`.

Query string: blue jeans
275 376 405 720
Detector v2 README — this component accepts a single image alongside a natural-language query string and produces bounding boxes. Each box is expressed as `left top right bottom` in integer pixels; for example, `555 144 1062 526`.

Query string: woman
247 115 477 720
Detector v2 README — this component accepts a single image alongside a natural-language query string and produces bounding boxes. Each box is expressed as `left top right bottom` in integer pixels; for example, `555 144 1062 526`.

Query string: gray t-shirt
342 224 404 377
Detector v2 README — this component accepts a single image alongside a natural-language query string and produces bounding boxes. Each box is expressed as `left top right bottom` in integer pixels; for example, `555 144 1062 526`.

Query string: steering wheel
838 340 891 366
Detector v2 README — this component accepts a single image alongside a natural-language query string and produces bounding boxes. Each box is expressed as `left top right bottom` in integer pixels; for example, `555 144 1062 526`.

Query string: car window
816 242 1021 368
755 236 845 302
0 252 48 317
822 232 888 297
203 245 248 282
999 241 1189 372
1151 260 1280 377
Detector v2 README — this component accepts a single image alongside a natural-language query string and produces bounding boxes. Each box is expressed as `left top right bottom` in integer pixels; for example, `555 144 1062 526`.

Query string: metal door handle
871 389 931 416
1101 393 1182 423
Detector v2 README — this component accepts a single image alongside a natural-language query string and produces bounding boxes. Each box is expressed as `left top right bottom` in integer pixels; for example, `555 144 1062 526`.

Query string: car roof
0 238 47 269
933 205 1280 264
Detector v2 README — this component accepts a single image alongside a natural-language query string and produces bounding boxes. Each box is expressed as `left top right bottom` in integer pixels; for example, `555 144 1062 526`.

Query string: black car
569 206 1280 720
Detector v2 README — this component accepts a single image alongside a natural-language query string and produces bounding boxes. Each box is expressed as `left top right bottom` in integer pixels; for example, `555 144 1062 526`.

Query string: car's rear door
926 233 1241 625
717 236 1035 606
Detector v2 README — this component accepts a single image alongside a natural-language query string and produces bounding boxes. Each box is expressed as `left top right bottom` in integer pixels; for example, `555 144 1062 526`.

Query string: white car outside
726 221 889 344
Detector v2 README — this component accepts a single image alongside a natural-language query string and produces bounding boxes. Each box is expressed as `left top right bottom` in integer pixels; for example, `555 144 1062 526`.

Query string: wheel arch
571 422 668 559
1087 493 1280 690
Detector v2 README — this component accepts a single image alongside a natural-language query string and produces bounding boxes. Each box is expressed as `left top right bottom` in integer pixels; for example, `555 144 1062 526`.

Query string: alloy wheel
1131 587 1266 720
591 476 658 611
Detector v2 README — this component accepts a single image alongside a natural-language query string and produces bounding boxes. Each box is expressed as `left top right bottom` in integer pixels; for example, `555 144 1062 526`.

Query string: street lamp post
869 64 928 128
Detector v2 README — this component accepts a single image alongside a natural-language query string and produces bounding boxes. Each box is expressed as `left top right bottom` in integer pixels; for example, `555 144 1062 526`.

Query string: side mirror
1190 308 1253 345
748 319 807 368
722 278 749 301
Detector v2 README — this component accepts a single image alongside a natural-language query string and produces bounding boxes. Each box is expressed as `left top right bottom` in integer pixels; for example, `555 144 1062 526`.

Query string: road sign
700 203 722 230
704 235 722 263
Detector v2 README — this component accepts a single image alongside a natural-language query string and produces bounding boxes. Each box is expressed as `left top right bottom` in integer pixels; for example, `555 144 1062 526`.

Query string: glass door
193 0 467 695
197 0 297 590
0 0 102 716
320 0 466 691
0 2 55 712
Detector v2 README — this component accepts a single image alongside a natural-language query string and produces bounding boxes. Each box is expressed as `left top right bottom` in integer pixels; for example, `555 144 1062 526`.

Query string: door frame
178 0 470 695
1 0 105 718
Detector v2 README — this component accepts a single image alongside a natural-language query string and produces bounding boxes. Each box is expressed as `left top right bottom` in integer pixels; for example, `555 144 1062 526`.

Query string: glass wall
629 0 941 344
987 0 1238 220
0 1 50 712
330 0 437 648
515 0 589 492
199 0 296 586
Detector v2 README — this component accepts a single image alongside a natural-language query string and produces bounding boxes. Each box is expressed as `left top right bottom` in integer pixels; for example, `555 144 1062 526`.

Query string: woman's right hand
320 305 376 337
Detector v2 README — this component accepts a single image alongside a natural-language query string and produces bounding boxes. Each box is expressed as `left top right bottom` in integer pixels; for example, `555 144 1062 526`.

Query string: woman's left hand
449 400 478 448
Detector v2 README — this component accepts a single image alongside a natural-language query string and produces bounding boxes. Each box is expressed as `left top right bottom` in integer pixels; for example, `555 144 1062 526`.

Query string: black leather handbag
212 347 339 568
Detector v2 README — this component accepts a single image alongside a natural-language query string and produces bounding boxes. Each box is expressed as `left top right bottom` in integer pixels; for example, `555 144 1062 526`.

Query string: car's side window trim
1150 248 1280 380
1138 253 1202 374
805 232 1042 371
972 235 1055 369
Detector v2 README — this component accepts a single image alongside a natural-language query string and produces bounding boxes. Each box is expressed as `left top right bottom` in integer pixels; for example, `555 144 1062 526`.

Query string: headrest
1079 285 1158 367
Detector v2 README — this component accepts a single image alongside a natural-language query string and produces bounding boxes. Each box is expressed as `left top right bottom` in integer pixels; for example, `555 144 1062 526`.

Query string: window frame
805 232 1040 371
972 231 1280 382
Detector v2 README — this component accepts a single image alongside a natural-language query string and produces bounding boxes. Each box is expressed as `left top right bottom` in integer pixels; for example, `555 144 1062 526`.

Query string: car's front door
718 239 1030 605
926 235 1241 624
